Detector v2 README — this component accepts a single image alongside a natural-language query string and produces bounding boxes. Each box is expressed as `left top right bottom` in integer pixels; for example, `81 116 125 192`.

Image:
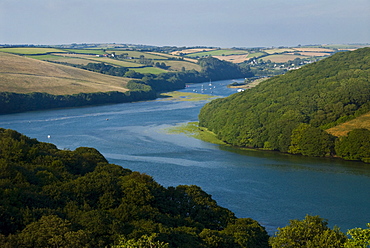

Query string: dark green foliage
198 56 253 81
0 129 269 247
81 62 129 77
222 218 270 248
335 129 370 162
199 48 370 160
269 215 347 248
289 124 335 157
0 90 157 114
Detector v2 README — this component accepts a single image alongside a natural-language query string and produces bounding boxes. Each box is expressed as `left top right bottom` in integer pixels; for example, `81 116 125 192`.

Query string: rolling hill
199 47 370 162
0 52 130 95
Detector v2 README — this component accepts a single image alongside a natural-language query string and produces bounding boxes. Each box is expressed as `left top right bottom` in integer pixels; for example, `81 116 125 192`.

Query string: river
0 79 369 234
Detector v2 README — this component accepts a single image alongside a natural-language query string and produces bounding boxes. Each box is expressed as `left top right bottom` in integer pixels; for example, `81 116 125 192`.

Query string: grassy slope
0 52 130 95
326 112 370 137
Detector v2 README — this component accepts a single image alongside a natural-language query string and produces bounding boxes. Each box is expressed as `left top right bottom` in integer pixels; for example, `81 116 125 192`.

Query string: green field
263 48 295 54
1 47 203 74
155 60 201 71
132 67 168 74
159 91 216 102
186 49 248 58
26 54 64 60
92 57 146 67
64 49 106 55
0 47 67 54
110 50 166 60
246 52 266 58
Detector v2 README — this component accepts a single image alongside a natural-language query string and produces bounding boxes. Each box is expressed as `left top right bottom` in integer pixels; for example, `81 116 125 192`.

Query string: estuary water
1 79 369 234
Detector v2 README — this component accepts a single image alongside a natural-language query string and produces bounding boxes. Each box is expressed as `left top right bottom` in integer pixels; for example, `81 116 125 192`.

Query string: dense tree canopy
269 215 347 248
1 129 368 247
199 48 370 162
0 128 269 247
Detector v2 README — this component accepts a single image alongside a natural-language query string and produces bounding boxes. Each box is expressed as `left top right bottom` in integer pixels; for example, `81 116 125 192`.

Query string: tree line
199 48 370 163
0 85 156 115
79 56 253 90
0 128 369 247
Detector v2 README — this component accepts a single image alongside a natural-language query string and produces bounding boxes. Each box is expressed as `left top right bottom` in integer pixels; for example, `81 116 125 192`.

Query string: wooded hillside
199 48 370 162
0 128 269 247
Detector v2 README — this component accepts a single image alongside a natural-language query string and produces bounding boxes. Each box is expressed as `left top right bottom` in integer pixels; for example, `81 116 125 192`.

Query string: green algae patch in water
158 91 216 102
167 121 227 145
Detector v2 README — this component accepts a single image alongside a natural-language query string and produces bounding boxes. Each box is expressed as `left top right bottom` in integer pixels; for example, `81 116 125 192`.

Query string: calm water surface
1 79 369 234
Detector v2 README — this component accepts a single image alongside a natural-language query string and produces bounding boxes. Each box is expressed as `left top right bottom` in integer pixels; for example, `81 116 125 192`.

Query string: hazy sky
1 0 369 47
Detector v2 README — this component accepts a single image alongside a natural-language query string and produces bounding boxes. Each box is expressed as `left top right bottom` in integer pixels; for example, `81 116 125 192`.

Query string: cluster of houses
96 53 115 58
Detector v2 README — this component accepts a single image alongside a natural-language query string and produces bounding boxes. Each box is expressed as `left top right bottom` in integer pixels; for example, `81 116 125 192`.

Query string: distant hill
199 48 370 162
0 52 130 95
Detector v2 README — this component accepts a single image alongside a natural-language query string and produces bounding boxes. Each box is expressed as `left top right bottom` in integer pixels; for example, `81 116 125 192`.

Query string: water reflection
0 78 369 234
219 145 370 176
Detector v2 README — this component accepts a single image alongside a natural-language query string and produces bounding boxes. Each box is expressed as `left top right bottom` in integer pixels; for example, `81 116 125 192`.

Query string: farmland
0 52 130 95
263 48 295 54
261 54 309 63
185 49 248 58
0 46 202 75
1 43 368 96
0 47 66 54
170 48 215 55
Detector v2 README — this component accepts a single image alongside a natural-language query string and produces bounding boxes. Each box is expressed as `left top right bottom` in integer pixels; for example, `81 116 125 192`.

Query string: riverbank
228 77 269 89
1 79 369 236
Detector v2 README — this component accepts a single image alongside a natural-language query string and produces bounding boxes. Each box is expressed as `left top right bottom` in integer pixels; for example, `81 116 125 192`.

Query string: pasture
171 48 215 55
247 52 266 58
263 48 295 54
0 47 66 54
213 54 250 63
156 60 201 71
64 49 106 55
292 47 334 53
0 52 129 95
298 51 332 57
110 50 166 60
186 49 248 58
132 67 167 74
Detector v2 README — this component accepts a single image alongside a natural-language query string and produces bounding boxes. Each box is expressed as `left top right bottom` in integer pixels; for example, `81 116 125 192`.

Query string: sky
1 0 369 48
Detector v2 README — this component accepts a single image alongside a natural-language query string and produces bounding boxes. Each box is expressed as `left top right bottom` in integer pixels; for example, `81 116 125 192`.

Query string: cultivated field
132 67 168 74
213 54 250 63
0 52 129 95
297 52 332 56
292 47 334 52
326 112 370 137
261 54 308 63
263 48 295 54
27 54 95 65
186 49 248 58
5 47 203 74
171 48 215 55
0 47 66 54
155 60 202 71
